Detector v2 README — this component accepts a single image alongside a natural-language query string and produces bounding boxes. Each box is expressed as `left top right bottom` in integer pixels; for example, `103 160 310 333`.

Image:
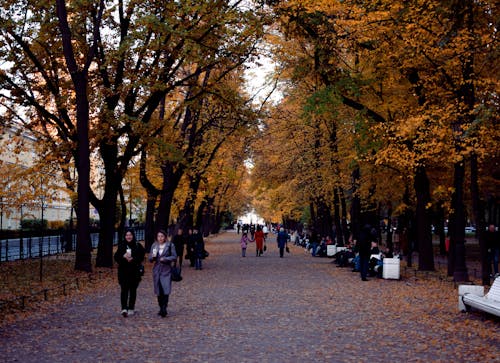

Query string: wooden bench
462 278 500 317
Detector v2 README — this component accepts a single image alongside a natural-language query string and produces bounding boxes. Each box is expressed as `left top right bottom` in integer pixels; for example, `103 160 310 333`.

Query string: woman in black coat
114 229 145 317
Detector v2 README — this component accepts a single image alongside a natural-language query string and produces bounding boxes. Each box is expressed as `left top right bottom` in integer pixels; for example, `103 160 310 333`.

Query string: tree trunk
196 199 207 230
56 0 92 271
435 204 446 256
309 201 316 231
414 166 434 271
73 73 92 272
340 189 350 245
201 196 215 237
449 161 469 282
139 150 160 251
213 206 222 234
94 140 122 268
95 181 119 267
156 163 183 231
400 185 413 267
316 199 332 238
144 192 157 252
177 173 201 232
333 187 343 245
118 184 126 238
350 167 361 240
470 154 489 285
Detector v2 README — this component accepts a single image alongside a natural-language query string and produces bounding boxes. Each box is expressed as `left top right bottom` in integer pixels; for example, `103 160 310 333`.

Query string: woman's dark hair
156 229 168 239
124 229 137 242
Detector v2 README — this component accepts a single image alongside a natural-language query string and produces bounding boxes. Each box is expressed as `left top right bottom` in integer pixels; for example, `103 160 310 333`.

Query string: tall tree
0 0 267 267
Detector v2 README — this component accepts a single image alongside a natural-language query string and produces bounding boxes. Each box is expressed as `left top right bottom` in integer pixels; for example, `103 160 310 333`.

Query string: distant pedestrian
240 232 249 257
192 227 205 270
149 230 177 317
172 228 186 270
310 228 319 257
263 224 269 239
254 226 265 256
186 228 195 267
358 224 376 281
277 227 288 258
485 224 499 276
114 229 145 317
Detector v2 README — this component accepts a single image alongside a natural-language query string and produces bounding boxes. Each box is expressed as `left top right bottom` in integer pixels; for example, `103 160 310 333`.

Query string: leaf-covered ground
0 253 115 323
0 231 498 362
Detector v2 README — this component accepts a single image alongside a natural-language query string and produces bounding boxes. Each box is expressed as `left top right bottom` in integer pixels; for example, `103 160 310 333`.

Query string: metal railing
0 227 145 262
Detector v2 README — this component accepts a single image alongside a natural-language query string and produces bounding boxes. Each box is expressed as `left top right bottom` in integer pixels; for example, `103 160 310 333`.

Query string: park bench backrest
486 278 500 303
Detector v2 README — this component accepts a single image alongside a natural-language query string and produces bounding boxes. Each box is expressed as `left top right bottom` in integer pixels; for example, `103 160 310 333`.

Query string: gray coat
149 241 177 296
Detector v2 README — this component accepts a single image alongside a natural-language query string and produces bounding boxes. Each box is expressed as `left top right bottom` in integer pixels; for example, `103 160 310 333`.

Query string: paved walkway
0 231 498 362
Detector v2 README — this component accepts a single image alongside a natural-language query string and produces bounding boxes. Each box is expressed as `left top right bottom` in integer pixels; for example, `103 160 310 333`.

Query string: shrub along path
0 231 498 362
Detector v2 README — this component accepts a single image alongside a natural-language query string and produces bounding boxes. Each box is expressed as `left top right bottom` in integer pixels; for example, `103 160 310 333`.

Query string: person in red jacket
254 226 265 257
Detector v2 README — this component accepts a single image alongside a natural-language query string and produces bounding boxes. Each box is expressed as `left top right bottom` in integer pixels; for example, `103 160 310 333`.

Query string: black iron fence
0 227 146 262
0 270 113 312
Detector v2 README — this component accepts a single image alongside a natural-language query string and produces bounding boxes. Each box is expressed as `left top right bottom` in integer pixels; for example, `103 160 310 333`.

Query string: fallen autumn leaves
0 232 498 362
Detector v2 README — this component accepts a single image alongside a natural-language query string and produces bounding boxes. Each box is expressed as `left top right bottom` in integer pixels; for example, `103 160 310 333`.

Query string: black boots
157 295 168 317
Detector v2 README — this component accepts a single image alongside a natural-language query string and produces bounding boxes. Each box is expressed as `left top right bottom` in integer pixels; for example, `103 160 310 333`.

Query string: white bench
461 278 500 317
382 257 400 279
326 245 347 257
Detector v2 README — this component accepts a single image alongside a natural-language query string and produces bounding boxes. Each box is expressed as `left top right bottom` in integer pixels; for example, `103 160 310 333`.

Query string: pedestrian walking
114 229 145 317
149 230 177 317
240 232 249 257
277 227 288 258
485 224 499 277
310 228 319 257
172 228 186 270
254 226 265 256
192 227 205 270
263 224 269 239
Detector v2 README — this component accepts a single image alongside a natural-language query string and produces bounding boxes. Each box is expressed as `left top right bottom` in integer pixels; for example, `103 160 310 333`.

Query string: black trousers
360 256 369 280
279 247 285 257
120 280 139 310
157 283 169 312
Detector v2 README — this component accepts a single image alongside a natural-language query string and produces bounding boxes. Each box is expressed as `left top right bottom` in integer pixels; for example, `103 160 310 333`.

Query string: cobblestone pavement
0 231 499 363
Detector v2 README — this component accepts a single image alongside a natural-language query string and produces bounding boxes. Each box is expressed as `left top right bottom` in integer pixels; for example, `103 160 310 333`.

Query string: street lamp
38 174 48 282
40 193 45 282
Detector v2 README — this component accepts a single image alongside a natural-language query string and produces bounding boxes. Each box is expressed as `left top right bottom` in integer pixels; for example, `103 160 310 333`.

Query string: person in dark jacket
485 224 499 276
277 227 288 258
358 224 375 281
192 227 205 270
186 228 196 267
172 228 186 270
114 229 145 317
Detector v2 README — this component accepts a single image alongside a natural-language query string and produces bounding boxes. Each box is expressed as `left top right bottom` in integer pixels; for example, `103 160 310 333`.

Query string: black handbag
171 266 182 282
138 264 145 276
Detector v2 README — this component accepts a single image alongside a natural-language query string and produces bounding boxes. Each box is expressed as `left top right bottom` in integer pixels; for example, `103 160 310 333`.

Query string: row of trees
1 1 498 284
0 1 271 270
251 1 499 283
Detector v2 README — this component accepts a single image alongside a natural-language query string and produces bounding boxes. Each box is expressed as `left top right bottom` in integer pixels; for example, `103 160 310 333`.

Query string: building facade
0 126 72 230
